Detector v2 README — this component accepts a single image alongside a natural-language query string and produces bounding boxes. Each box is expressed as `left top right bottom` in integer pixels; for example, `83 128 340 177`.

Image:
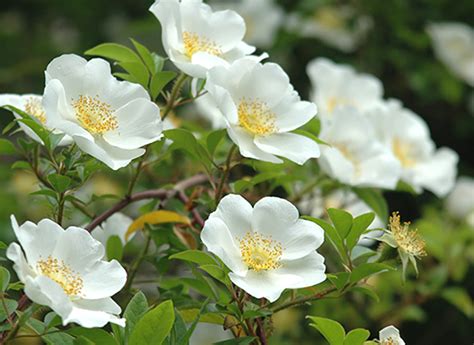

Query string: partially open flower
42 54 163 170
149 0 256 78
91 213 135 258
379 325 405 345
6 216 127 328
201 194 326 302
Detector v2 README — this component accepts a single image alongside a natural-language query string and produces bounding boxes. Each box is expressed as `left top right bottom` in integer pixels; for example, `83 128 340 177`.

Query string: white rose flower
149 0 256 78
379 325 406 345
446 177 474 227
212 0 284 48
201 194 326 302
367 100 458 197
0 93 71 146
91 213 135 249
286 5 372 52
42 54 163 170
427 22 474 86
205 59 320 165
307 58 383 124
6 216 127 328
319 107 401 189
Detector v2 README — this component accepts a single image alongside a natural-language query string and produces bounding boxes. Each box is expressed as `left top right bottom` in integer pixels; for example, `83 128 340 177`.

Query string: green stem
126 147 150 197
161 73 188 120
56 192 66 226
123 233 152 293
215 145 237 204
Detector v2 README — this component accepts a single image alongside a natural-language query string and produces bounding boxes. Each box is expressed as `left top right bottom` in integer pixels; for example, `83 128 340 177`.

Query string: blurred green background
0 0 473 343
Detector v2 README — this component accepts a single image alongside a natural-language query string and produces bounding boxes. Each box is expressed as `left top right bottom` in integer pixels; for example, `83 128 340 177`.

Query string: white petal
254 132 320 165
272 251 326 289
45 54 88 97
229 270 284 302
6 243 35 282
227 126 282 163
210 194 252 238
379 325 405 344
272 90 317 132
81 260 127 299
280 220 325 260
319 146 355 185
64 298 125 328
92 213 134 246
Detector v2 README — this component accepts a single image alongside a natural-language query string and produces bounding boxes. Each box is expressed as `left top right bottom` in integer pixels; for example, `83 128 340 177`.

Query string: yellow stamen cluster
239 232 283 271
389 212 427 257
36 256 83 296
72 95 117 134
238 98 277 136
183 31 222 58
381 338 398 345
24 97 47 124
392 138 416 168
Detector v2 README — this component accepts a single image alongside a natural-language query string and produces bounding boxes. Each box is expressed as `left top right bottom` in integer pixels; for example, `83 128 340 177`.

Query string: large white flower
286 5 372 52
201 194 326 302
205 59 320 164
6 216 127 328
319 107 401 189
367 100 458 197
42 54 163 170
446 177 474 227
0 93 71 146
91 213 135 251
149 0 255 78
379 325 405 345
212 0 284 48
427 22 474 86
307 58 383 124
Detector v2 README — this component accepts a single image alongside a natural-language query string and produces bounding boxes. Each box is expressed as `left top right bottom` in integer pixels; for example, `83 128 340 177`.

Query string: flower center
24 97 46 124
72 95 117 134
238 98 277 136
392 138 416 168
313 6 345 29
390 212 427 257
381 338 398 345
183 31 222 58
36 256 83 296
239 232 283 272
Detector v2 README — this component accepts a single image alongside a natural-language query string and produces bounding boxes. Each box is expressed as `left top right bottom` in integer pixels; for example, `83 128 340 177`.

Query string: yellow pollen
389 212 427 257
24 97 46 124
238 98 277 136
313 6 346 29
381 338 398 345
239 232 283 272
36 256 83 296
72 95 117 134
392 138 416 168
183 31 222 58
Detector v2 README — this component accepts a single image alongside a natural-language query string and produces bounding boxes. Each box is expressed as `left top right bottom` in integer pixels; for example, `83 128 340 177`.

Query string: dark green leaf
169 250 216 266
213 337 256 345
206 129 226 157
151 71 177 99
346 212 375 250
0 267 11 291
47 174 72 193
0 299 17 322
68 328 116 345
0 139 16 155
350 263 395 283
124 291 149 342
106 235 123 261
328 208 353 239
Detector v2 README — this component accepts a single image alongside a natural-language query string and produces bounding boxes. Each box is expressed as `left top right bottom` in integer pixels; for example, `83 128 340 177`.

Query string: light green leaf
346 212 376 250
47 174 72 193
106 235 123 261
129 300 175 345
130 38 155 73
0 267 10 292
353 188 388 222
118 61 149 88
169 250 216 266
199 264 230 285
85 43 140 62
0 139 16 155
343 329 370 345
350 263 395 283
307 316 345 345
328 208 353 239
124 291 149 342
151 71 177 99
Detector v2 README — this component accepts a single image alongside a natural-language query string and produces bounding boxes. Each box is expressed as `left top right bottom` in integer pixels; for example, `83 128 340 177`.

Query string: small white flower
6 216 127 328
212 0 284 48
194 93 227 129
446 177 474 227
149 0 256 78
91 213 134 249
201 194 326 302
319 107 401 189
43 54 163 170
367 100 458 197
307 58 383 124
205 58 320 164
379 325 405 345
427 22 474 86
0 93 71 146
190 323 232 345
287 5 372 52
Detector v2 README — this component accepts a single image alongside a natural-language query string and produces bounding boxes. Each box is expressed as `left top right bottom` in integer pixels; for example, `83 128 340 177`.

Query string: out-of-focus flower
213 0 284 48
194 93 227 129
287 5 372 52
367 100 458 197
6 216 127 328
91 213 134 249
43 54 163 170
446 177 474 227
189 323 232 345
0 94 71 146
319 107 401 189
149 0 256 78
427 22 474 86
201 194 326 302
379 212 427 278
205 58 319 164
379 325 406 345
306 58 383 124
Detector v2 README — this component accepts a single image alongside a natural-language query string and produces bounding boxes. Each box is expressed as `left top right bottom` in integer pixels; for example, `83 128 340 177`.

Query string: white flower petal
6 243 35 282
280 220 325 260
65 298 125 328
229 270 284 302
272 251 326 289
227 126 282 163
210 194 252 238
91 212 134 247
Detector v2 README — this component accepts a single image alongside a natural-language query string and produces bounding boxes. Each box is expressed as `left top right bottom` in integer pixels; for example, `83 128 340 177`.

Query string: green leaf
129 300 175 345
11 160 30 170
213 337 256 345
151 71 177 99
85 43 140 62
206 129 226 157
124 291 149 342
114 72 139 84
0 267 10 292
0 139 16 155
327 272 350 291
304 216 346 261
328 208 353 239
353 188 388 222
130 38 155 73
67 328 116 345
199 264 230 285
293 129 329 145
118 61 149 88
73 336 95 345
3 105 51 147
47 174 72 193
343 329 370 345
307 316 345 345
169 250 216 266
106 235 123 261
350 263 395 283
176 299 210 345
351 286 380 303
441 287 473 317
346 212 375 250
30 189 57 198
0 299 17 322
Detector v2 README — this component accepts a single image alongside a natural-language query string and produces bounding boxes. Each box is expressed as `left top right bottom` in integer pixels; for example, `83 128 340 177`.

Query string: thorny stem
162 72 188 120
215 145 237 204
